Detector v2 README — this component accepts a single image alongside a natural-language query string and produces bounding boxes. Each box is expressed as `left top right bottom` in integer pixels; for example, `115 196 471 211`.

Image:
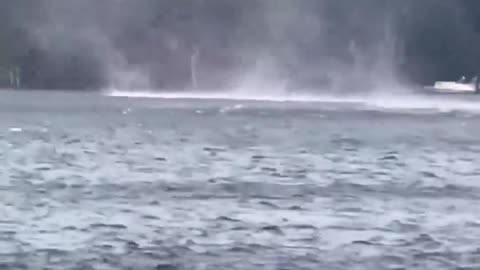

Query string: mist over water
19 0 411 95
8 0 480 114
5 0 480 92
6 0 480 112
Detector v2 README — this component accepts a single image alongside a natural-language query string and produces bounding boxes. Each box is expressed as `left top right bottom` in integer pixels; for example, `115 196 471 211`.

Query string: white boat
424 76 479 94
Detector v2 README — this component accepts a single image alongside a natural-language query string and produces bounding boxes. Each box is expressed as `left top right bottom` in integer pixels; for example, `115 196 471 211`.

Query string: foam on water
365 93 480 113
105 89 480 114
106 89 362 103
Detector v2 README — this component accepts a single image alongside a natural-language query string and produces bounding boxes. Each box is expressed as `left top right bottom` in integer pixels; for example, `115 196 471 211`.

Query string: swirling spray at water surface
3 0 479 95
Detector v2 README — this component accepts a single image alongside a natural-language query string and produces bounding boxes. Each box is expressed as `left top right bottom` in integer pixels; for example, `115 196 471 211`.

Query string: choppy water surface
1 90 480 269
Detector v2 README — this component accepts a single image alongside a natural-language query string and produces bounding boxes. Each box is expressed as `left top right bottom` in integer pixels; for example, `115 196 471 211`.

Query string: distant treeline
1 0 480 90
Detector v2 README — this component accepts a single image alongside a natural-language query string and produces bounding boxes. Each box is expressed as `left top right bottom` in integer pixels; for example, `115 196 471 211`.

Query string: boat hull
421 80 478 95
422 86 477 95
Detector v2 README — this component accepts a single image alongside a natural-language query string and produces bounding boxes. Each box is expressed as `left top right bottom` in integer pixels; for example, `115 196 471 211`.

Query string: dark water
1 90 480 269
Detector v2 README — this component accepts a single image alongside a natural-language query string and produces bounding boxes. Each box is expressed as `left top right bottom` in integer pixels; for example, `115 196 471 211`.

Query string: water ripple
1 93 480 269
